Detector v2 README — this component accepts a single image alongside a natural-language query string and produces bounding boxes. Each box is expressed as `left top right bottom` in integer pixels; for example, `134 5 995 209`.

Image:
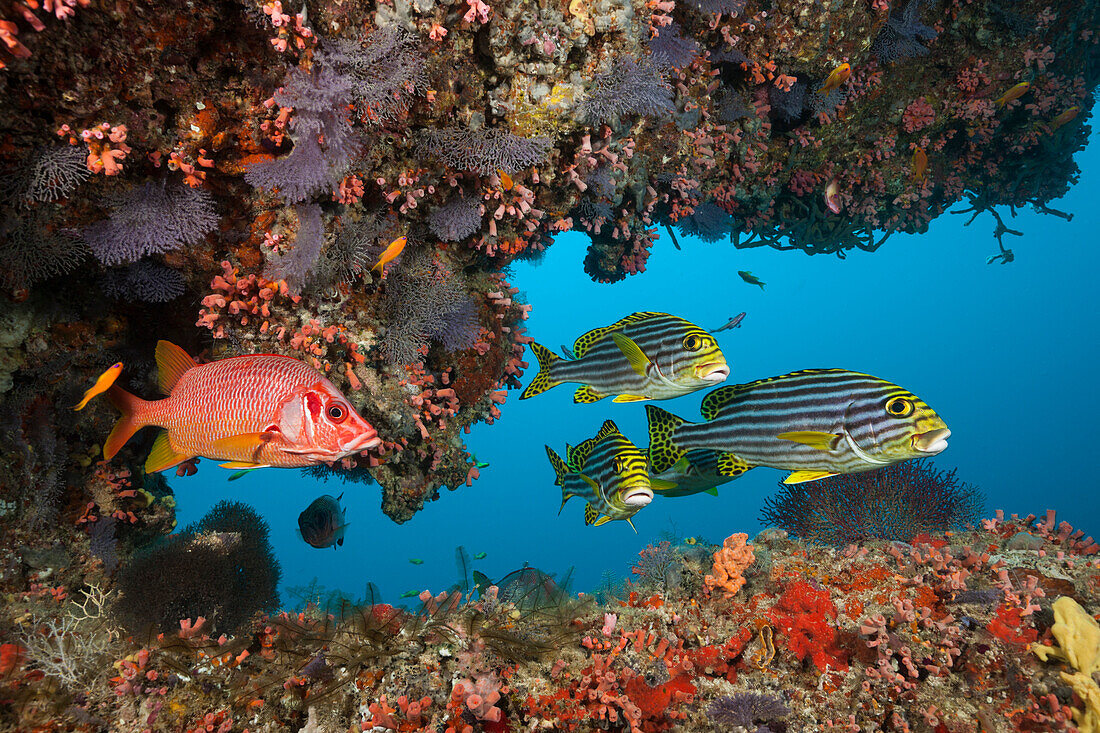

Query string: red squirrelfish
819 63 851 95
103 341 381 474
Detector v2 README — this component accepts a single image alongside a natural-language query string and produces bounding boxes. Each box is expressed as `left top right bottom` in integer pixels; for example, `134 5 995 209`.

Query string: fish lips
621 485 654 507
696 362 730 382
341 431 382 455
912 428 951 454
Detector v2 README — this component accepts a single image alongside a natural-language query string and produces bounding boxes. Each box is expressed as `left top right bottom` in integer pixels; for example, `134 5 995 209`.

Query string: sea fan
676 202 736 242
769 79 808 122
318 27 426 123
313 210 396 287
265 204 327 294
871 0 938 63
578 55 674 125
101 260 186 302
19 145 90 205
380 249 475 364
419 127 552 175
82 180 217 265
647 23 699 69
244 67 361 203
0 213 88 290
429 195 483 242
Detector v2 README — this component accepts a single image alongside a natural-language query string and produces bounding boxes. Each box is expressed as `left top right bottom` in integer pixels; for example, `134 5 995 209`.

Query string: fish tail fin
545 445 568 487
103 385 151 460
520 343 563 399
645 405 689 474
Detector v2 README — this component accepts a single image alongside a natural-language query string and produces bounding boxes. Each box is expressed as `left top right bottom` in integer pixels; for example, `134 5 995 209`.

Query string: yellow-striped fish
646 369 950 484
648 448 736 498
521 312 729 404
546 420 667 530
995 81 1030 107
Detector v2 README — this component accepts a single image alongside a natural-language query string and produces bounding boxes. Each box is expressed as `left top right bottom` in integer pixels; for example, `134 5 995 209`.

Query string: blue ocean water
171 133 1100 609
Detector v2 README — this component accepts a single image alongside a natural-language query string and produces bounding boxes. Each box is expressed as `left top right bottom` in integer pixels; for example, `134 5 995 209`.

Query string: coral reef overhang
0 0 1096 524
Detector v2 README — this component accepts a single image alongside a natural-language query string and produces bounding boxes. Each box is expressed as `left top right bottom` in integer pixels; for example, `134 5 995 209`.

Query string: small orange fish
74 362 123 411
1049 106 1080 131
103 342 380 474
371 236 408 274
819 63 851 95
995 81 1030 107
824 178 841 214
911 147 928 180
497 169 514 191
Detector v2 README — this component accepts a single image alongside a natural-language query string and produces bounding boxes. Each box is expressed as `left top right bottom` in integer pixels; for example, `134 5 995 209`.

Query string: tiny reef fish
713 313 746 333
473 552 487 560
73 362 123 410
1050 106 1079 132
646 368 950 484
911 148 928 180
545 419 670 531
522 312 729 403
400 590 421 598
824 178 841 214
737 271 765 290
497 169 514 190
298 492 348 549
409 558 424 565
101 341 381 475
684 537 697 545
371 236 408 274
648 448 736 498
995 81 1030 107
819 62 851 94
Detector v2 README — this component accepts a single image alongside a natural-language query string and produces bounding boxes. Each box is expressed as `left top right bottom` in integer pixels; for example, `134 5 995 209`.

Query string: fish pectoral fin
219 461 271 470
716 452 751 478
649 478 680 492
579 473 601 493
776 431 842 451
612 394 648 403
573 385 606 404
705 487 719 496
211 431 278 461
592 513 613 527
144 431 192 474
583 503 600 526
784 470 837 484
610 332 651 377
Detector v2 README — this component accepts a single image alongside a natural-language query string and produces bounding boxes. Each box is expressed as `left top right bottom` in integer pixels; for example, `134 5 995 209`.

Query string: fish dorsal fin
144 431 191 474
776 431 842 451
572 312 668 358
595 420 621 441
155 341 199 395
610 332 650 377
700 384 746 421
567 438 598 468
573 385 606 404
784 469 837 484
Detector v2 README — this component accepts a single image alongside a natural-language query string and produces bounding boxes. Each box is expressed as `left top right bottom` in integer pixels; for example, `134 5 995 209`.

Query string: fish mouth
912 428 951 454
342 431 382 454
696 362 730 382
621 485 654 507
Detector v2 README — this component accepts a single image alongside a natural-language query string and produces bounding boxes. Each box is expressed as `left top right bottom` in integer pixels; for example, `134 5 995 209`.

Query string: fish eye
885 397 914 417
327 403 348 422
683 335 700 351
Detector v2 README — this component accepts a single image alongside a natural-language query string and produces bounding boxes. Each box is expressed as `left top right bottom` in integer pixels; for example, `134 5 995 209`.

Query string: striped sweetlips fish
648 448 737 498
545 419 673 530
646 369 950 485
521 312 729 403
298 492 349 550
102 341 381 474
